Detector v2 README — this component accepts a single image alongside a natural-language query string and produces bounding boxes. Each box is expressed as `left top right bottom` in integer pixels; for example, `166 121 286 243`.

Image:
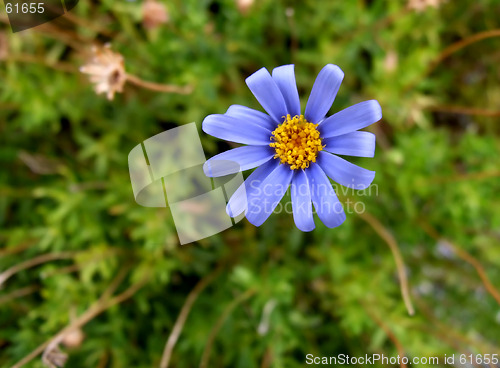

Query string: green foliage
1 0 500 367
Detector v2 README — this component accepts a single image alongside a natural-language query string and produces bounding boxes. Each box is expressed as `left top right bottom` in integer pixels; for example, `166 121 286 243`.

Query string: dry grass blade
9 269 150 368
419 221 500 306
199 289 256 368
0 252 76 288
358 212 415 316
362 302 407 368
160 266 223 368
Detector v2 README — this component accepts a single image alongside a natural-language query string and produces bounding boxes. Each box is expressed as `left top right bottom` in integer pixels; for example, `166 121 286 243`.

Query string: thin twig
40 264 82 278
415 296 500 357
362 302 407 368
260 348 273 368
0 285 40 304
426 105 500 118
199 289 256 368
0 240 37 258
40 248 123 279
10 269 150 368
126 74 193 95
0 252 76 287
41 267 134 367
36 23 85 51
96 266 131 304
4 54 76 73
416 170 500 185
97 349 110 368
405 29 500 92
358 212 415 316
160 267 223 368
61 11 114 38
419 221 500 306
431 29 500 71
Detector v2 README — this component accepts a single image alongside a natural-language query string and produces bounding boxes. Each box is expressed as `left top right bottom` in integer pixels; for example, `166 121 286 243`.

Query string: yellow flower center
270 114 324 170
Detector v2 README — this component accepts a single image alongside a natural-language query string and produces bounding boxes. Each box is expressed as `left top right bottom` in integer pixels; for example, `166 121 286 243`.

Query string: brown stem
362 302 407 368
126 74 193 95
406 29 500 92
199 289 256 368
37 23 85 51
10 269 150 368
61 11 114 38
0 240 37 258
160 267 223 368
417 170 500 185
426 105 500 117
0 252 76 287
431 29 500 71
260 348 273 368
5 54 76 73
419 220 500 306
0 285 40 304
415 296 500 357
358 212 415 316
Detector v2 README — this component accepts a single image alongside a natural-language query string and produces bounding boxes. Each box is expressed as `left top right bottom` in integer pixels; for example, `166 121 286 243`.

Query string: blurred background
1 0 500 367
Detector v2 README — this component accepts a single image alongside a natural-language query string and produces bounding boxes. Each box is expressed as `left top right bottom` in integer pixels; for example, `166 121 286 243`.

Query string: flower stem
126 74 193 95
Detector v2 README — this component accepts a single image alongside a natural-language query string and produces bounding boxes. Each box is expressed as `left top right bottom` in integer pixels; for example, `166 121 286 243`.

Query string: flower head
80 45 127 100
202 64 382 231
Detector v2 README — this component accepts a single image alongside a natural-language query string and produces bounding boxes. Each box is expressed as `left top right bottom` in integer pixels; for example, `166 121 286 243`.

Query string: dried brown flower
80 45 127 101
42 345 68 368
142 0 169 30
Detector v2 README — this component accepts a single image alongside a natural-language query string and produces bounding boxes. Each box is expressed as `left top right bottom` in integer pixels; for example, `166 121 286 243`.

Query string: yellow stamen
269 114 323 170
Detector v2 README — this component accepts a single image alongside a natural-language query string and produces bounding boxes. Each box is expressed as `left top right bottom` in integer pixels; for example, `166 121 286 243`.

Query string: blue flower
202 64 382 231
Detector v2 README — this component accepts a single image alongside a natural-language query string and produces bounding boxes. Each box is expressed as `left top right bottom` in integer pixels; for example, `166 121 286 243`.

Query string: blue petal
225 105 277 131
304 64 344 124
202 114 271 145
204 146 275 177
323 131 376 157
318 100 382 138
226 159 280 217
246 67 288 124
317 151 375 190
245 163 293 227
272 65 301 117
306 164 346 228
291 170 315 231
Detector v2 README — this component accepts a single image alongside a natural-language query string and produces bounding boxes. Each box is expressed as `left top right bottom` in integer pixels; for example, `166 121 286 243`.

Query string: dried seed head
62 328 85 348
142 0 169 30
80 44 127 101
